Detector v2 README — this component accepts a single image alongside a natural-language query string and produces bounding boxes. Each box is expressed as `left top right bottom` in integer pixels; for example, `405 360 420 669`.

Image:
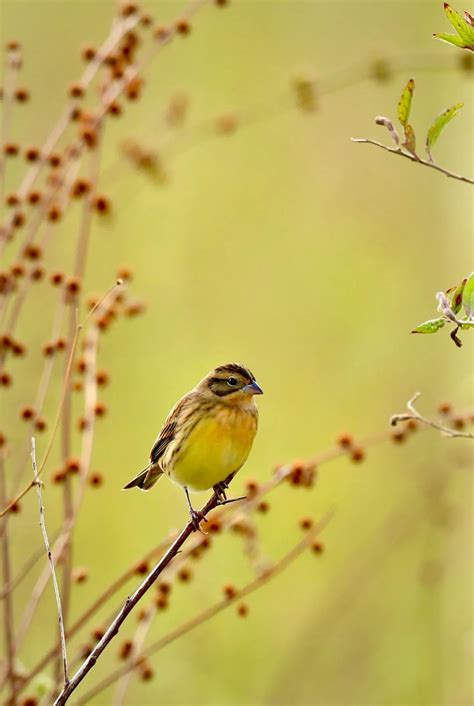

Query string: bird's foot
189 509 207 533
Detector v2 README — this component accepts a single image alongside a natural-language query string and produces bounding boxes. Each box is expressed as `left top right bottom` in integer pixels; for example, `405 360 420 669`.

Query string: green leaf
433 4 474 49
447 278 466 315
398 79 415 127
444 3 474 42
426 103 463 159
411 318 446 334
433 31 469 47
403 124 417 156
461 272 474 317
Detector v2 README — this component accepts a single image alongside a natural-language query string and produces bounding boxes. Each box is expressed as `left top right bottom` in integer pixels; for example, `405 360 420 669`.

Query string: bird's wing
149 393 196 465
150 420 177 464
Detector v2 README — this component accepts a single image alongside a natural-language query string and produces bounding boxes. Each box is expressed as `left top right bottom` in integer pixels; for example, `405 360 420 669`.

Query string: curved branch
391 392 474 439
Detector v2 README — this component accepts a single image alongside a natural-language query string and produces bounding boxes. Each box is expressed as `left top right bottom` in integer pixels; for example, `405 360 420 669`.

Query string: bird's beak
242 380 263 395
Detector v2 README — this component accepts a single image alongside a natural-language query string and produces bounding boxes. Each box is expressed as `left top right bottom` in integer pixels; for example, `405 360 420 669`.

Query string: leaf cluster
375 78 463 163
434 3 474 50
412 273 474 347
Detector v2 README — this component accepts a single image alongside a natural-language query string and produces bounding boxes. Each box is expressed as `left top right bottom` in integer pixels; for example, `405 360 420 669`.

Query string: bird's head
198 363 263 403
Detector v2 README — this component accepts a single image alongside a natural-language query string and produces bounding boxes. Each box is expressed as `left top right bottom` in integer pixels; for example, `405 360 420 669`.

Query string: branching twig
30 437 69 687
76 514 332 705
391 393 474 439
53 485 228 705
0 323 82 517
351 137 474 185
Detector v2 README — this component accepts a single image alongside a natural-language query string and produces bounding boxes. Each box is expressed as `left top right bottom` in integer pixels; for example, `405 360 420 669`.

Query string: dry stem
391 392 474 439
30 437 69 687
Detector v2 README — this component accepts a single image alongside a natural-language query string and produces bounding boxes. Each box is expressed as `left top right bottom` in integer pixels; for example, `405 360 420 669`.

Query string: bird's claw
190 509 207 533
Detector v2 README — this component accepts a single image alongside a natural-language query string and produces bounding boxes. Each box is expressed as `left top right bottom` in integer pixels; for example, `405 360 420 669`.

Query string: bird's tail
123 463 163 491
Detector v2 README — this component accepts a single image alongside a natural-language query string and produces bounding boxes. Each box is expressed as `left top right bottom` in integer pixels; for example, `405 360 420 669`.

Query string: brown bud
311 540 324 554
10 263 25 278
118 639 134 659
4 143 19 156
0 372 12 387
175 19 191 35
350 447 365 463
236 603 248 617
65 275 81 295
25 146 40 162
177 566 192 582
155 594 168 610
89 472 104 487
51 470 67 484
69 82 85 99
66 458 81 474
34 417 47 432
391 430 405 443
336 432 353 448
81 44 96 61
20 406 35 421
299 517 313 531
23 244 42 261
94 402 107 417
72 566 89 583
223 584 237 599
50 271 64 286
96 369 110 386
92 195 111 214
437 402 452 415
134 560 149 575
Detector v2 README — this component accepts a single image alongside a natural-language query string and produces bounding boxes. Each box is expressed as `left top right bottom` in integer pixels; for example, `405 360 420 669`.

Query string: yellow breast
167 406 257 492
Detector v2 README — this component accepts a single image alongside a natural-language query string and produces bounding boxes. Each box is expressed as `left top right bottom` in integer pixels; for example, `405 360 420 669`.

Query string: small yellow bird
123 363 263 529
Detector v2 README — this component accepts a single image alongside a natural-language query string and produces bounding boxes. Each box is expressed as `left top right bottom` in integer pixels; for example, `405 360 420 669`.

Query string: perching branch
30 437 69 687
351 137 474 185
53 485 228 705
75 515 332 705
391 393 474 439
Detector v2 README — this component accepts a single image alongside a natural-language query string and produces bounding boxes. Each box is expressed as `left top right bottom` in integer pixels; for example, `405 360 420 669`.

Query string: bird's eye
227 376 238 387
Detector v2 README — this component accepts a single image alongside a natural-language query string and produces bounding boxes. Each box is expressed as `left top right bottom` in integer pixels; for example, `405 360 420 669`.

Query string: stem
31 438 69 686
0 457 17 702
391 392 474 439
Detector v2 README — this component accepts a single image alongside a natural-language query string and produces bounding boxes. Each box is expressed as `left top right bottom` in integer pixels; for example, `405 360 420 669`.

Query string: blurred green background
1 1 473 704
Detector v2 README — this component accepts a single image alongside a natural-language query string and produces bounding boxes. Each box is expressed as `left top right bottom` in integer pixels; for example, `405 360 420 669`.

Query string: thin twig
30 437 69 687
0 457 17 702
0 323 82 517
391 393 474 439
351 137 474 185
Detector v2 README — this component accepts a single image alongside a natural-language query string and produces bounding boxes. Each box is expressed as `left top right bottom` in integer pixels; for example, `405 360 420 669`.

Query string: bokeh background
1 1 473 705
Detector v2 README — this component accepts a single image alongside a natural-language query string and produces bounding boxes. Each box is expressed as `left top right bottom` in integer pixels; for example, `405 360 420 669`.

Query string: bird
123 363 263 530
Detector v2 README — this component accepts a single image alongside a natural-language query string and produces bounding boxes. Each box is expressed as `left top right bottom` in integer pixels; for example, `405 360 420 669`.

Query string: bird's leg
183 487 207 533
